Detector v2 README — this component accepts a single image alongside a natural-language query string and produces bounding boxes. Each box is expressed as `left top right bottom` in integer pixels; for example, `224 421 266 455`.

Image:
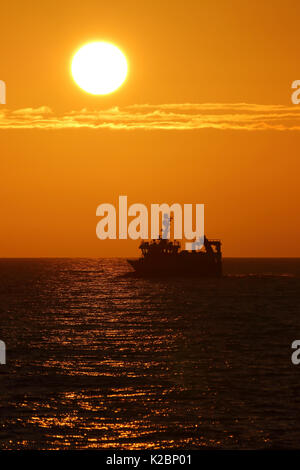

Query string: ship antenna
161 214 173 239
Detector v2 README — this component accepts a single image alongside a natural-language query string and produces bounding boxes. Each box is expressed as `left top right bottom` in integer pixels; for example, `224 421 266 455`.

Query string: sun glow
71 42 128 95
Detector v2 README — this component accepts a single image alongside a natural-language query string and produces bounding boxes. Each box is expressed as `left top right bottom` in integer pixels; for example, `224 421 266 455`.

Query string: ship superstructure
127 235 222 277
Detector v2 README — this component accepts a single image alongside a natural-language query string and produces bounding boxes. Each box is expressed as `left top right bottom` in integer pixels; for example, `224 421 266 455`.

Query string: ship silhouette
127 235 222 278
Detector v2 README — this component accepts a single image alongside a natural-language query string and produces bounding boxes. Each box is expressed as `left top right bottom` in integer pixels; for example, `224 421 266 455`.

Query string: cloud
11 106 53 116
0 103 300 130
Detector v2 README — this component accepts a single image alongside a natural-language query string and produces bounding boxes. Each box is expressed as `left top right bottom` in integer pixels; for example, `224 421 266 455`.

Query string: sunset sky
1 0 300 257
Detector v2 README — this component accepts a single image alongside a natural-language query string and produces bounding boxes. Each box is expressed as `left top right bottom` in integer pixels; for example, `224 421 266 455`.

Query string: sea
0 258 300 450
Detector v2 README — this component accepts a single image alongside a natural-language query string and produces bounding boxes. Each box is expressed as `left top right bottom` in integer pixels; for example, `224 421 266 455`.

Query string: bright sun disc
71 42 128 95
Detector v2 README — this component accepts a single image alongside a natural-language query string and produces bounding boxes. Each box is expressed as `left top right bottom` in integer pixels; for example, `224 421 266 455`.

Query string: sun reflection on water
1 258 298 449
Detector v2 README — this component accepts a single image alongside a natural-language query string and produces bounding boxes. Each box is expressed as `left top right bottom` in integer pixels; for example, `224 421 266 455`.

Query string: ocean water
0 258 300 450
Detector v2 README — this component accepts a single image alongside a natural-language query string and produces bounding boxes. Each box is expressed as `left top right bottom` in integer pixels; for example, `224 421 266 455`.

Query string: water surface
0 258 299 449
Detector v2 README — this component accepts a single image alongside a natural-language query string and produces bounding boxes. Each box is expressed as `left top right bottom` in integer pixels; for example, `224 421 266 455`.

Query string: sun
71 42 128 95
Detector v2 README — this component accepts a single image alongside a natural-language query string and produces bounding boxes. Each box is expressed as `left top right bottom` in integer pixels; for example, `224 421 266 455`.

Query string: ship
127 235 222 278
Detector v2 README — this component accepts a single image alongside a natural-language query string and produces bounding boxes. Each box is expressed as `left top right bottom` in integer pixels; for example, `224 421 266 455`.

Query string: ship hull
127 253 222 278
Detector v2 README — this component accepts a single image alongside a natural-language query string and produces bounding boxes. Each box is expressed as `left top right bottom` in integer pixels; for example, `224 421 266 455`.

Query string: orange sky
1 0 300 257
